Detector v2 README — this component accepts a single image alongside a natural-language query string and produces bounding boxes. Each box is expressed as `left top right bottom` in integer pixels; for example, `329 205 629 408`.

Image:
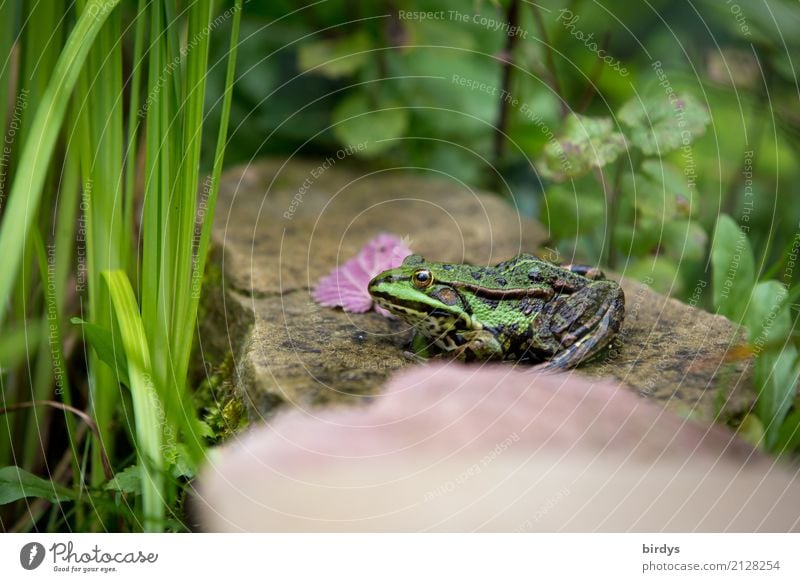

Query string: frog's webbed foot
450 330 504 362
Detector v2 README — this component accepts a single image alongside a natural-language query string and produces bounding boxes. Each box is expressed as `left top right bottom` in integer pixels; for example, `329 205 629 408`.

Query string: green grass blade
123 0 148 280
0 0 122 329
0 321 43 370
179 0 243 376
0 0 16 156
102 270 164 531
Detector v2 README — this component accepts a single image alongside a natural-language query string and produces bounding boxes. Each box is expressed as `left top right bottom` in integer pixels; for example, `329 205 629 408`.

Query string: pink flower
313 233 412 314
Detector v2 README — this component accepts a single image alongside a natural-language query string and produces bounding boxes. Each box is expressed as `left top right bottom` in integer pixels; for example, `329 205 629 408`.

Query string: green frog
368 253 625 369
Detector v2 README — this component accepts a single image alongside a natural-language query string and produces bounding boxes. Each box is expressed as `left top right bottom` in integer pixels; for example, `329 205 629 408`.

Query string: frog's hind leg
544 288 624 370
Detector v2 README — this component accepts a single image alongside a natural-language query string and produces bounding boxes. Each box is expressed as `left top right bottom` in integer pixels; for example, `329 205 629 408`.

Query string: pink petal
313 233 412 314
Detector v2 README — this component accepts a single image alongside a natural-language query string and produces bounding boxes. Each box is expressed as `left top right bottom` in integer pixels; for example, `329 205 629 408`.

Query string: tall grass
0 0 242 532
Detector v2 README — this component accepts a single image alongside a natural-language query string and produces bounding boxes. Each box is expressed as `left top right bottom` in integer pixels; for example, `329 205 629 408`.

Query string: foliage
710 214 800 453
0 1 242 532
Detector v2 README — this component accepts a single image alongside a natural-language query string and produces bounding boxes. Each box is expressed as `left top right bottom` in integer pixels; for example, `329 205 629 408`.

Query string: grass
0 0 242 532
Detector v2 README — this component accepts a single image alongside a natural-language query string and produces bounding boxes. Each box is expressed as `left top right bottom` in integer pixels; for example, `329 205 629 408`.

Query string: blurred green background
204 0 800 302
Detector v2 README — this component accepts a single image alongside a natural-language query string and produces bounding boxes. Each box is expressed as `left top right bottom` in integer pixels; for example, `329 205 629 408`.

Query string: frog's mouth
369 290 438 320
370 288 472 331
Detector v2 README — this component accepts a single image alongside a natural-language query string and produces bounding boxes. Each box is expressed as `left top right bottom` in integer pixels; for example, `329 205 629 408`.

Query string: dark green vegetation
1 0 799 531
0 0 242 531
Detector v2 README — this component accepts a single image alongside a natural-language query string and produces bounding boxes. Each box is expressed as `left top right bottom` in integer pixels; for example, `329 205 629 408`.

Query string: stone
581 277 753 421
194 364 798 532
199 158 754 423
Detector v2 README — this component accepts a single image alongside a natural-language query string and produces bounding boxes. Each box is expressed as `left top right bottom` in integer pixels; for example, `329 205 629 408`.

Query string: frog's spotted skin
368 253 625 369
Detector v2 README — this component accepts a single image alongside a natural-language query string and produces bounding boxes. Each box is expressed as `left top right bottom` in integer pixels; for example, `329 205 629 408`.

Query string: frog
367 253 625 369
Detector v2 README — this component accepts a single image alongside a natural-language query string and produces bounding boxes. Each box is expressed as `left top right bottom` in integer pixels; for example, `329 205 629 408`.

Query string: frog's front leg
450 329 504 362
402 329 433 361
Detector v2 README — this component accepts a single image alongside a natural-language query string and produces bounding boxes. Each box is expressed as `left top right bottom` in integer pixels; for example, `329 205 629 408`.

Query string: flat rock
199 158 754 423
195 365 798 532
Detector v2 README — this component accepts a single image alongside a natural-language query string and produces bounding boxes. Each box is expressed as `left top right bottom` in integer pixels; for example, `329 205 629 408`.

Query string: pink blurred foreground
196 364 800 532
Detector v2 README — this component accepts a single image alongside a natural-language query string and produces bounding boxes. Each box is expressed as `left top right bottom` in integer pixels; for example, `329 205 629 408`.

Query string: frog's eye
411 269 433 289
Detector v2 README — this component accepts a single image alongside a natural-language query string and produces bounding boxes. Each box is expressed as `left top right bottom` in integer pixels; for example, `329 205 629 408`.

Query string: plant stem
576 33 610 113
531 4 569 116
603 160 625 269
493 0 520 171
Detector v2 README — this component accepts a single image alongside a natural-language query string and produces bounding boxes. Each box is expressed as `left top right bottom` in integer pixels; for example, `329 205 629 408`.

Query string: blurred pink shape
196 364 800 532
312 233 411 314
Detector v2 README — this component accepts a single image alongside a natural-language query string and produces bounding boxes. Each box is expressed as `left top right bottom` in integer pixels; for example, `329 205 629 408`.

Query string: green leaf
620 171 677 222
662 219 708 262
641 160 694 217
542 184 605 240
170 444 198 480
618 93 710 155
0 0 121 328
71 317 130 387
614 223 660 258
773 403 800 455
103 465 142 495
297 31 372 79
710 215 755 321
745 281 792 346
538 113 626 182
102 270 163 531
0 466 75 505
755 345 800 451
626 256 683 296
736 415 766 450
332 93 409 156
